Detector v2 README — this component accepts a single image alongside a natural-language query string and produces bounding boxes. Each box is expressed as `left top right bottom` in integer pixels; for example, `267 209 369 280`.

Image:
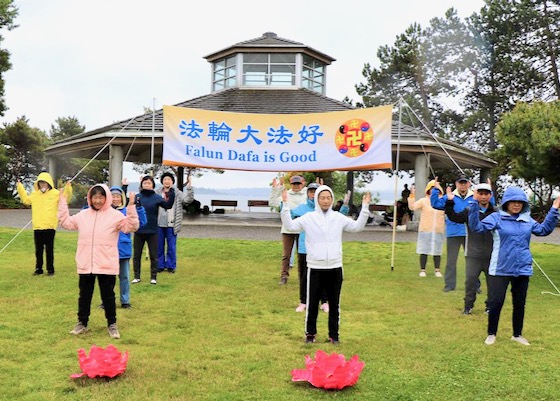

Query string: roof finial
263 32 277 38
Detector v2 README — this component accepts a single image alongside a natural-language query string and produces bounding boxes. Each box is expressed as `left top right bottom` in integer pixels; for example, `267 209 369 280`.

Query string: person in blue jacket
469 187 560 346
110 186 147 308
132 175 175 285
431 174 474 292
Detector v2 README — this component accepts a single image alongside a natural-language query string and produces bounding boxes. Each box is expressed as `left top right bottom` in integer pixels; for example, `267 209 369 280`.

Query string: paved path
2 209 560 244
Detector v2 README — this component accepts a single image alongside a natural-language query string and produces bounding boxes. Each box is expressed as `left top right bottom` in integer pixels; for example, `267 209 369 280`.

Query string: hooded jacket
16 172 73 230
430 187 474 237
468 187 559 276
110 186 147 259
280 185 369 269
58 184 140 275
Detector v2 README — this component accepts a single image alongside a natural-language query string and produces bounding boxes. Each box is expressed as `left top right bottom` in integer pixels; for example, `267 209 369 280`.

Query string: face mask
40 188 47 193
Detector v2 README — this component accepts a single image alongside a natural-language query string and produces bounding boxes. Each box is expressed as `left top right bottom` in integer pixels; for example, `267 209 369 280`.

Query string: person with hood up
155 172 194 273
407 180 445 277
132 175 175 285
108 186 147 308
58 184 140 339
280 185 371 344
16 171 73 276
270 174 308 285
468 187 560 346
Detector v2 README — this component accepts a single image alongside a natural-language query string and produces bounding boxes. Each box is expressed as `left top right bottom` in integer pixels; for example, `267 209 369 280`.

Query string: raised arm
280 188 304 232
344 192 371 232
118 191 140 233
57 190 79 230
531 197 560 236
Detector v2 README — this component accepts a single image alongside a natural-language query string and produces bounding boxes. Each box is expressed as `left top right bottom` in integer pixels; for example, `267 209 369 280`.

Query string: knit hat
140 175 156 190
160 172 175 185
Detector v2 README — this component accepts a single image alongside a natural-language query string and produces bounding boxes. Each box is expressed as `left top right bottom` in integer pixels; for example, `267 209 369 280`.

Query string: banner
163 105 393 172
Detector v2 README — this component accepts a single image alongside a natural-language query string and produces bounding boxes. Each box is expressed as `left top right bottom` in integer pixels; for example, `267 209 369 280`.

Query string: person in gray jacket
156 172 194 273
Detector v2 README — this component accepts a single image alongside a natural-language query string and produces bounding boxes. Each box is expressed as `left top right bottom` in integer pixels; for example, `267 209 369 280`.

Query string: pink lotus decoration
70 344 129 379
291 350 365 390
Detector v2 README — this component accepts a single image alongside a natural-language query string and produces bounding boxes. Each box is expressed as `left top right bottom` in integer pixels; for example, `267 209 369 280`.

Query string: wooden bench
369 204 391 213
211 199 238 211
247 200 269 211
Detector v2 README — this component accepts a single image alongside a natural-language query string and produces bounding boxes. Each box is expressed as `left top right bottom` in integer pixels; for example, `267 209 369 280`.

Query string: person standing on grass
132 175 175 285
280 185 371 344
430 175 473 292
468 187 560 346
58 184 139 339
269 174 307 285
407 181 445 278
156 172 194 273
16 172 73 276
443 183 495 315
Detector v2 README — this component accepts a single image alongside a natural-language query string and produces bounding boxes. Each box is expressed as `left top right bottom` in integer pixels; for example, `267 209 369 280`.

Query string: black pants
444 236 465 291
297 254 328 305
78 274 117 326
487 275 530 336
464 256 490 309
305 267 343 340
133 233 158 280
34 229 56 273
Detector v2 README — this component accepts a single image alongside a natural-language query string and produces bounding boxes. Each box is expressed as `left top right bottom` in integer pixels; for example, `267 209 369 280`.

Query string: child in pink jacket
58 184 139 339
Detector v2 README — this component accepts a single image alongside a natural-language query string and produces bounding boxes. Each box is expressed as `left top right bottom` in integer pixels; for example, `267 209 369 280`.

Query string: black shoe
157 269 165 273
305 335 316 343
327 337 340 345
476 288 482 294
279 277 288 285
98 303 105 309
47 272 55 276
484 308 490 315
121 303 132 309
463 307 473 315
167 269 175 274
33 270 44 276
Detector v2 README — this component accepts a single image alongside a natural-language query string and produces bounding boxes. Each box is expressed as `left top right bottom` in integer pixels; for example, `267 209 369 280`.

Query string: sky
3 0 485 190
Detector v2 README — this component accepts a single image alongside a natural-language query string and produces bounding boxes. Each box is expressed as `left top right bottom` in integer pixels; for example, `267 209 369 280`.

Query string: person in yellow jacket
16 171 72 276
408 180 445 277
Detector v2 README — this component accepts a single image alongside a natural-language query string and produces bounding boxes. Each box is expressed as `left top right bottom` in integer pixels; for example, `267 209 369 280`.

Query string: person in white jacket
280 185 371 344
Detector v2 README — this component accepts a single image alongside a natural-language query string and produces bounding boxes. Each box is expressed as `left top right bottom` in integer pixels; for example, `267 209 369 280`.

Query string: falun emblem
335 119 373 158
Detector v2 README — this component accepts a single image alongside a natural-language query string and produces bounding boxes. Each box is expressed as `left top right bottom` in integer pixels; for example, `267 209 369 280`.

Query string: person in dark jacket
469 187 560 346
444 183 495 315
131 175 175 285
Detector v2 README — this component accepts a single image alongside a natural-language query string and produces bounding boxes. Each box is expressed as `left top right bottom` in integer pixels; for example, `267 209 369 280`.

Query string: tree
493 100 560 212
0 1 17 117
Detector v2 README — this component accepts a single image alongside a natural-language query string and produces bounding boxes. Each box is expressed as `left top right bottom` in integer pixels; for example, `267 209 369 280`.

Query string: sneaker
435 270 443 278
463 307 473 315
305 334 316 343
485 308 490 315
167 269 175 274
327 337 340 345
484 334 496 345
419 270 427 277
321 303 330 313
70 322 88 335
131 278 141 284
150 279 157 285
121 303 132 309
295 303 306 313
279 277 287 285
511 335 530 346
107 323 120 339
33 270 44 276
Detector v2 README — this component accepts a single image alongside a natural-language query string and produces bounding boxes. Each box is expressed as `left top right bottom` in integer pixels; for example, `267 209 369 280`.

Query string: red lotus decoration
70 344 129 379
291 350 365 390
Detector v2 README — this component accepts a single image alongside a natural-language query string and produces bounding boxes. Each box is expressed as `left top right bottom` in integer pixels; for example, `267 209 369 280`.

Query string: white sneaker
150 279 157 285
419 270 427 277
321 303 329 313
484 335 496 345
131 278 141 284
295 303 306 312
511 336 530 346
435 271 443 277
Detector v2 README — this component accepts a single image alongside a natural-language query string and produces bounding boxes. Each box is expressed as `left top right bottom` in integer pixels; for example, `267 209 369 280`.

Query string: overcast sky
3 0 484 190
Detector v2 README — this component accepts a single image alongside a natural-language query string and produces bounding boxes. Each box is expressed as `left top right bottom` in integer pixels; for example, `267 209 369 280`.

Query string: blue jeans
158 227 177 271
119 258 130 305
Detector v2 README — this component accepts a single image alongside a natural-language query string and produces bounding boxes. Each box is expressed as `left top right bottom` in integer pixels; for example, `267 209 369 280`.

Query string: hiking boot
305 334 316 343
435 270 443 277
70 322 88 335
279 277 287 285
484 335 496 345
321 303 329 313
295 303 306 313
108 323 120 339
150 279 157 285
131 278 141 284
511 335 530 346
463 307 473 315
419 270 427 277
121 303 132 309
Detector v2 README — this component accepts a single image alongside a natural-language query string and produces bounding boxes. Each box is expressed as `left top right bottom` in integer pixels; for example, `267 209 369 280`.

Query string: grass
1 227 560 400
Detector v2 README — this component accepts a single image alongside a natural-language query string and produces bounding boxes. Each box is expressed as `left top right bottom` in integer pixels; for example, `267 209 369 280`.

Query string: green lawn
1 228 560 401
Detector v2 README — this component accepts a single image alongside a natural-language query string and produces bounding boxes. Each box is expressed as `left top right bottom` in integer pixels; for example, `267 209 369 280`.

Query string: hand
486 177 492 187
433 176 444 193
122 177 128 186
281 189 288 204
410 185 415 197
343 190 351 205
553 196 560 209
362 191 371 205
272 177 284 188
187 175 192 187
134 194 141 207
128 191 136 204
446 186 454 201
